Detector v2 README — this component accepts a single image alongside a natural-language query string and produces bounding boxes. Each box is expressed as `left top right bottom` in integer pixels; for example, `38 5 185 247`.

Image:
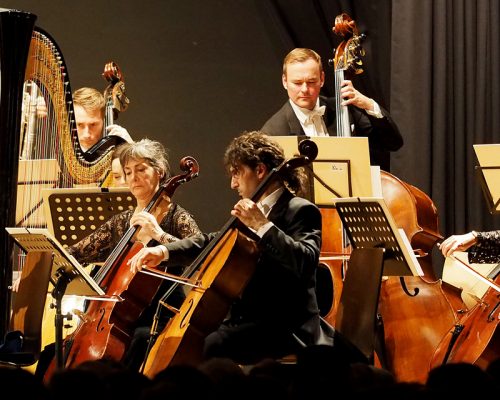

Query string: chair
0 251 52 367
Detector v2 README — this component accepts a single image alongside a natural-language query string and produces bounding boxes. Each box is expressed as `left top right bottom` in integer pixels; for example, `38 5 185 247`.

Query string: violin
142 139 318 376
43 156 199 379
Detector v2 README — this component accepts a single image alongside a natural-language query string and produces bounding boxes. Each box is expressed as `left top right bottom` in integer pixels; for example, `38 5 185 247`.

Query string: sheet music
6 227 105 297
333 197 424 277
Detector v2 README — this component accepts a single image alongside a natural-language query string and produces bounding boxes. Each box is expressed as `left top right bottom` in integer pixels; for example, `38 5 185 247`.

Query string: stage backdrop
2 0 499 244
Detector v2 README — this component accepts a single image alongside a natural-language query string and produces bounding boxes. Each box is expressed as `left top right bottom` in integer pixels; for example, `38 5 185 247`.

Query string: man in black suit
261 48 403 171
128 131 332 364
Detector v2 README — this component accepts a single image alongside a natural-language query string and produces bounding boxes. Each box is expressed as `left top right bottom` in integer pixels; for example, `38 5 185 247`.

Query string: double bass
378 171 467 383
142 139 319 377
317 13 366 327
43 156 199 379
321 13 467 383
87 61 130 162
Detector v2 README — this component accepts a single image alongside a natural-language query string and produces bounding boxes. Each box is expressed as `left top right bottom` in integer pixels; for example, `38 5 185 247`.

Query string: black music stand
331 197 423 361
5 227 113 369
42 187 136 247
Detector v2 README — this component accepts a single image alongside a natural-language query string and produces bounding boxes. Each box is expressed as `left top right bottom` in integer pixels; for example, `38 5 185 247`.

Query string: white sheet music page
397 228 424 276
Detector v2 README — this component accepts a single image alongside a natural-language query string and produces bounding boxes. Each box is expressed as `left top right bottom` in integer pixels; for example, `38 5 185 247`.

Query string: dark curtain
391 0 500 238
257 0 500 241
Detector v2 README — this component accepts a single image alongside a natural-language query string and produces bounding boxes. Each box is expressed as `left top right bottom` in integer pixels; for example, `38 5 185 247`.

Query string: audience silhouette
1 345 499 398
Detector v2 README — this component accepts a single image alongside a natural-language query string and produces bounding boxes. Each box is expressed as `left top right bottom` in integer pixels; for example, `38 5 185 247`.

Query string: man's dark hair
223 131 306 195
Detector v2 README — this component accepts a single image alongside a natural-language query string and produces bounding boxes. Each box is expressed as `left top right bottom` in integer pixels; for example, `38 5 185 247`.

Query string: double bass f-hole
399 276 419 297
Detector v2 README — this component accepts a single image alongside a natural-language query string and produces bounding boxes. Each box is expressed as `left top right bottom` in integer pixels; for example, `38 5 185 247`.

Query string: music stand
331 197 423 361
42 187 136 247
473 144 500 214
274 136 373 204
5 227 114 369
333 197 424 277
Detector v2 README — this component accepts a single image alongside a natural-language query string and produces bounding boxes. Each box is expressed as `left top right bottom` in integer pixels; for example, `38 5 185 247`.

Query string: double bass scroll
84 61 130 162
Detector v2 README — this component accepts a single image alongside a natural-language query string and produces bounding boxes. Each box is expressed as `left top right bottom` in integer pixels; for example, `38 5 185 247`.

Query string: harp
0 9 124 338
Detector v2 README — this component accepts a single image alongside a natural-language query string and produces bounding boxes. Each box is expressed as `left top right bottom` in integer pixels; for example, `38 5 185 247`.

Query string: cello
430 256 500 369
43 156 199 379
142 139 318 377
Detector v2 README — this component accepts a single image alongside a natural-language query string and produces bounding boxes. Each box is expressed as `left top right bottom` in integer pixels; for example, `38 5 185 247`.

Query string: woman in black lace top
439 230 500 263
68 138 201 370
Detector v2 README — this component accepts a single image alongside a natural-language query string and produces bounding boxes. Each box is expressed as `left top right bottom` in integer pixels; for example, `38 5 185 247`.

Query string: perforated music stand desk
332 197 424 277
473 144 500 214
42 187 136 247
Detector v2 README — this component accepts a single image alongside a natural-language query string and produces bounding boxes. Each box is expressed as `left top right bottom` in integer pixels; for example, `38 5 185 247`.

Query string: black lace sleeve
68 210 133 263
157 203 201 243
67 204 199 265
468 230 500 263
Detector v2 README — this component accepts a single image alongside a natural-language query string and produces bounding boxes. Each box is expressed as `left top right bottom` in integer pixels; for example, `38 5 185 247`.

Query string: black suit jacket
261 96 403 171
164 189 328 347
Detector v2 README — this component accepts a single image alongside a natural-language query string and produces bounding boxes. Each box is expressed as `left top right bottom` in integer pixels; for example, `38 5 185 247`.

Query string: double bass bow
43 156 199 379
142 139 318 376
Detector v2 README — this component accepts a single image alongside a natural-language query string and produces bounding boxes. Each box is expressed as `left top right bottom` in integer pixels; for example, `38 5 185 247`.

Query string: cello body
430 275 500 370
378 170 467 383
143 229 258 375
63 242 162 367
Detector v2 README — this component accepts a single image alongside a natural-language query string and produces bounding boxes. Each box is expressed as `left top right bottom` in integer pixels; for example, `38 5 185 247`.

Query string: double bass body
377 170 467 383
